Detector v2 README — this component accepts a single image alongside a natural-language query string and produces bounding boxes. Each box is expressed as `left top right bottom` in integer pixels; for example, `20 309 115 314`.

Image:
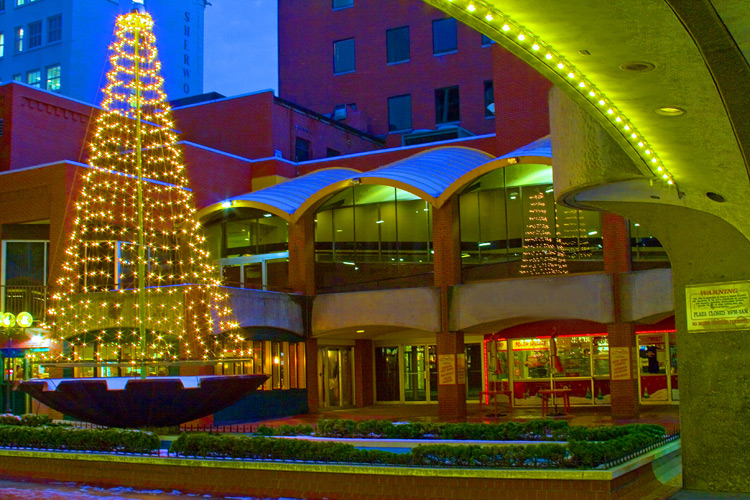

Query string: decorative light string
45 10 244 365
520 190 568 276
433 0 675 186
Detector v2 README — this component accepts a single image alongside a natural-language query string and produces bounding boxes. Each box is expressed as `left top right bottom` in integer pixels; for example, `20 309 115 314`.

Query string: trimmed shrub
0 425 159 454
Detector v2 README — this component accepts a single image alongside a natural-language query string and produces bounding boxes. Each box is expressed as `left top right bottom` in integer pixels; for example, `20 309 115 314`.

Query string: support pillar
304 337 319 414
288 213 315 296
354 339 373 407
432 198 466 421
602 212 639 419
289 213 319 412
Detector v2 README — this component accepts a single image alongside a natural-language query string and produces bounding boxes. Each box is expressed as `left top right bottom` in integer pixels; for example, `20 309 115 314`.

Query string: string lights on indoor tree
520 189 568 276
45 8 242 373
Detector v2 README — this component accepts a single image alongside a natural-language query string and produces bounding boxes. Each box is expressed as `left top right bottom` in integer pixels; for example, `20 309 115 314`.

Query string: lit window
16 0 40 5
388 94 412 132
484 80 495 117
12 74 21 81
333 38 355 74
332 0 352 9
432 18 457 55
0 33 4 58
295 137 311 162
386 26 409 64
26 69 41 88
14 26 23 53
27 20 41 49
48 14 62 43
46 64 61 92
435 86 460 124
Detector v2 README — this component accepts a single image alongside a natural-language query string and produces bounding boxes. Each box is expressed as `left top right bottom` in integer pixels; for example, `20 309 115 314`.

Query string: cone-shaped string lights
45 9 240 367
519 190 568 276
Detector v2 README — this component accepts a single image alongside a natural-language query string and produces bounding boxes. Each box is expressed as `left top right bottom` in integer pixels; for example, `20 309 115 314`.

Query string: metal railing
1 285 48 321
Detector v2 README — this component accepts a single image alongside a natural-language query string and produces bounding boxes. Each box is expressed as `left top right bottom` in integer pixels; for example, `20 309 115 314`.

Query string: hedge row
171 424 670 469
0 424 160 454
258 419 666 443
0 414 53 427
170 433 411 465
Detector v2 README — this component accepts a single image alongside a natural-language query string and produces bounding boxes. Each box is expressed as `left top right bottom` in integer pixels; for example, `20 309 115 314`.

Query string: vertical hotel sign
686 281 750 332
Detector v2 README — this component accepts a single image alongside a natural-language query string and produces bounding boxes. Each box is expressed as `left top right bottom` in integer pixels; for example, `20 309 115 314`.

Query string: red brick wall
1 84 94 172
492 46 553 154
355 338 374 407
602 212 639 419
304 337 319 413
288 214 316 295
0 451 680 500
433 198 466 421
173 91 276 160
278 0 495 137
181 144 255 209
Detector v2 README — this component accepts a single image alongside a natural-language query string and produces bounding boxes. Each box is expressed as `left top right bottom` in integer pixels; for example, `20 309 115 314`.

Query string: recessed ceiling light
619 61 656 72
655 106 686 116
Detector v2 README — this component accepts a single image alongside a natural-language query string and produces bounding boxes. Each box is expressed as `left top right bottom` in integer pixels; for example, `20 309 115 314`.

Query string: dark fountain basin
18 374 268 428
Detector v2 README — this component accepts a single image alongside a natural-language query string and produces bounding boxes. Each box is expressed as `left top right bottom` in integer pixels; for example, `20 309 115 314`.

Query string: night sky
203 0 278 97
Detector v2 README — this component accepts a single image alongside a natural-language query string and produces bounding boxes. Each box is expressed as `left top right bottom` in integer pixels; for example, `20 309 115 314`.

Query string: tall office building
0 0 206 104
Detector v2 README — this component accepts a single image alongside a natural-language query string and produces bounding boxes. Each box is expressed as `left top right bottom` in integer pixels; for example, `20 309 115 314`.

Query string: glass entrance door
318 347 354 408
403 345 437 402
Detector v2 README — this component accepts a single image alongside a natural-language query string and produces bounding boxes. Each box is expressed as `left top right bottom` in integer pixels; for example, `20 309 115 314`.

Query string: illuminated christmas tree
519 189 568 275
46 8 239 371
556 204 594 261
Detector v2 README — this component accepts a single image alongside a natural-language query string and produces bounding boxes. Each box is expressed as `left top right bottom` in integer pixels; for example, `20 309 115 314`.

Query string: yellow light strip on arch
429 0 675 187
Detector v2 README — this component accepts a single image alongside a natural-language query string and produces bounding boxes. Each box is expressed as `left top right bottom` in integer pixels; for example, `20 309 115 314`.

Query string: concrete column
550 86 750 492
354 339 373 407
602 212 639 419
432 198 466 421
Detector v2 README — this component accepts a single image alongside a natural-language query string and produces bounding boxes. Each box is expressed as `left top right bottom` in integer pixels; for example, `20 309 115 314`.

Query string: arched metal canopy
198 140 554 222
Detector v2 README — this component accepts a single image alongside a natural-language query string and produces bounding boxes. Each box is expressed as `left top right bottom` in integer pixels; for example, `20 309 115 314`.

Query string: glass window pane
386 26 409 63
332 0 352 8
432 18 457 54
294 137 311 161
388 94 411 131
435 86 459 124
46 64 61 92
27 20 41 48
333 38 355 74
48 14 62 43
484 80 495 117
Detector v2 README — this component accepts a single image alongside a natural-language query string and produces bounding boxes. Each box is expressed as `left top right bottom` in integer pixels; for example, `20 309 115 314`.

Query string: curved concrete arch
312 288 441 337
449 274 615 334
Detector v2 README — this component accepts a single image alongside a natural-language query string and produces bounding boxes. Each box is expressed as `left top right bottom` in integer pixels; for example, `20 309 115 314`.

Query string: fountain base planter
18 375 268 428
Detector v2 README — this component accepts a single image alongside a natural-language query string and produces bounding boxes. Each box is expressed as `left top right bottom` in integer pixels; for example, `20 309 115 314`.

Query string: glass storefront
459 164 605 280
68 339 306 392
202 209 290 291
315 186 434 292
638 331 678 403
374 344 437 403
318 346 354 408
484 334 615 408
483 330 677 407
